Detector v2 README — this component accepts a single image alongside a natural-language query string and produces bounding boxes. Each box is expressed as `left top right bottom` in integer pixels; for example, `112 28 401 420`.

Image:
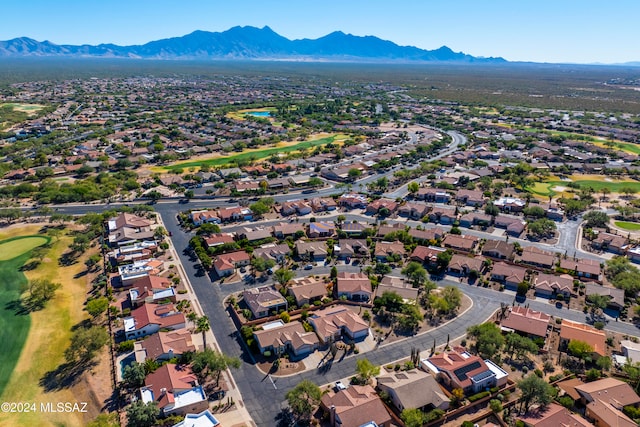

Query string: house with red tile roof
281 200 312 216
365 198 399 215
448 254 486 276
124 303 186 340
271 222 305 239
203 233 236 248
490 262 527 290
533 273 574 298
320 385 393 427
500 306 550 339
140 364 208 416
189 210 221 226
409 227 445 242
374 241 406 262
213 251 250 277
560 258 602 281
218 206 253 223
442 234 479 252
253 321 319 357
410 245 446 265
134 329 196 362
398 202 430 219
287 276 328 306
336 272 372 302
309 306 370 344
560 319 606 357
519 246 556 269
423 348 508 394
516 403 594 427
338 193 368 209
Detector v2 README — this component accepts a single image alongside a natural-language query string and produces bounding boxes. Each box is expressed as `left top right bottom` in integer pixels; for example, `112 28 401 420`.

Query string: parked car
304 264 313 270
240 267 247 273
334 381 347 392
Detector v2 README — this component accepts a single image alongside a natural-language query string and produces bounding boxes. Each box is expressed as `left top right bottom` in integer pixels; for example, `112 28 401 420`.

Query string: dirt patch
256 358 306 376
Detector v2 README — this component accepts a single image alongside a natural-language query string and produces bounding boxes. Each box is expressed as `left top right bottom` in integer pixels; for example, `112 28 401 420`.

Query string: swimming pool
245 111 272 117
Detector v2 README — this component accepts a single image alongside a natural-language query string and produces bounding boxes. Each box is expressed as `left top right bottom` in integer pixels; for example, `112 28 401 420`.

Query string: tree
407 181 419 195
251 256 276 272
122 362 146 389
401 408 427 427
398 304 423 331
441 286 462 314
402 261 428 287
196 222 221 234
64 326 109 363
196 316 211 348
355 358 380 384
70 234 90 253
597 356 612 371
436 250 453 271
375 291 404 313
286 380 322 422
86 296 109 319
249 201 270 217
126 401 159 427
330 266 338 280
583 210 610 228
84 254 102 271
527 218 556 238
467 322 504 359
348 168 362 181
490 399 503 413
504 333 538 360
25 278 61 310
523 205 546 218
517 374 555 413
485 202 500 217
567 340 593 359
308 177 323 188
450 387 465 407
191 348 241 387
274 267 294 286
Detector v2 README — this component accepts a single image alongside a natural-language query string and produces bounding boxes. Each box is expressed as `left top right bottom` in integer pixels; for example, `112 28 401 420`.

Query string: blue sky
2 0 639 64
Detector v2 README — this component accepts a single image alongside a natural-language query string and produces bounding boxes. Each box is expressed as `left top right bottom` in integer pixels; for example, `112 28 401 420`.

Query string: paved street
154 205 637 426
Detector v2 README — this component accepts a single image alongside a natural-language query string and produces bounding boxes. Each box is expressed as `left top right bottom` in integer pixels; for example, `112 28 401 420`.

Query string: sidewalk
157 214 256 427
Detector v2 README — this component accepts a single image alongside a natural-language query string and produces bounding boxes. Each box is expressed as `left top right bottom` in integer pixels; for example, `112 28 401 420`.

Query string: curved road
42 128 625 425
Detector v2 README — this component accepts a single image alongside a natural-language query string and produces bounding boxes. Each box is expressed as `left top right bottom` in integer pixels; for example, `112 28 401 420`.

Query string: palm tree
196 316 211 349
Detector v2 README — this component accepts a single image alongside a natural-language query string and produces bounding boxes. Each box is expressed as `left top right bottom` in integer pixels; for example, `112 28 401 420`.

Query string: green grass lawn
529 182 557 197
614 221 640 231
0 236 49 261
165 135 338 171
0 235 49 396
529 179 640 195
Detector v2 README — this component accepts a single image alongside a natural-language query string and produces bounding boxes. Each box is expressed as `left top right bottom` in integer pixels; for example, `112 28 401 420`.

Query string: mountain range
0 26 505 63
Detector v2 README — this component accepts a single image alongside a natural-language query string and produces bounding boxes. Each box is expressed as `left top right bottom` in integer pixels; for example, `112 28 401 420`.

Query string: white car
334 381 347 392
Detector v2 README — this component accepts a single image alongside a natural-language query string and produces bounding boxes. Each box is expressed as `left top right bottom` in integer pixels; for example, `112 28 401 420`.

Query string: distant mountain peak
0 26 506 63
